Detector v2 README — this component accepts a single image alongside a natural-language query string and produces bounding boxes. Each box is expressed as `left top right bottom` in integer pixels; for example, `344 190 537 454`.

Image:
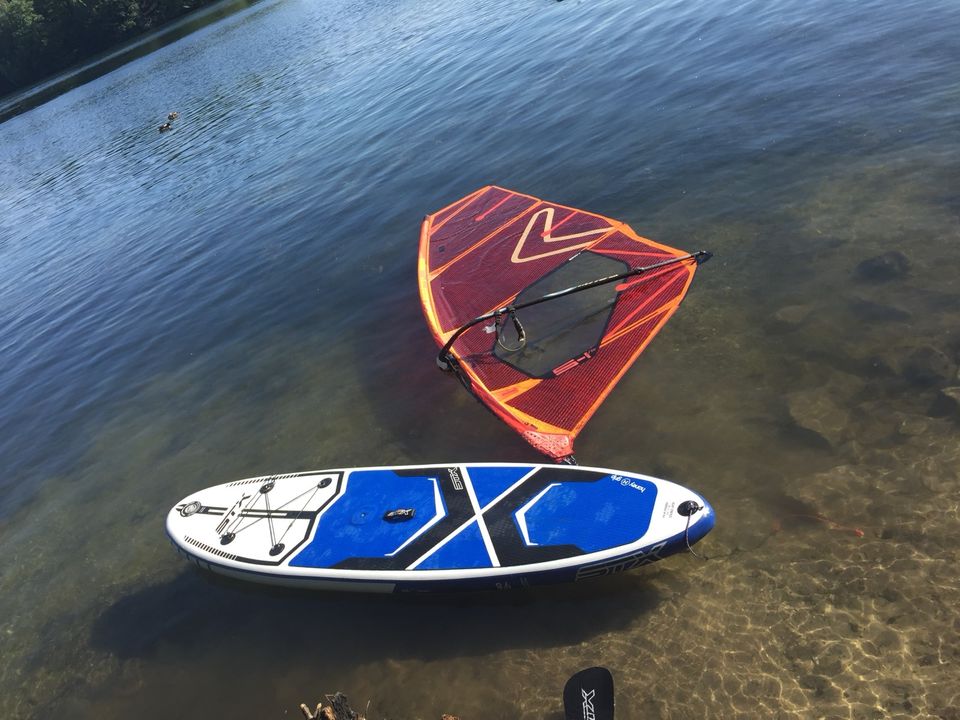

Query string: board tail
564 667 614 720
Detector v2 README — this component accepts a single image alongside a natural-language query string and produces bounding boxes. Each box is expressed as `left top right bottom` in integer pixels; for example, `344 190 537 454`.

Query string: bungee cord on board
215 476 328 555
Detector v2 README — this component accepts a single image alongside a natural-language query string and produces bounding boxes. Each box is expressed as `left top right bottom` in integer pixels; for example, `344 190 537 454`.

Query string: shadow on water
91 566 664 664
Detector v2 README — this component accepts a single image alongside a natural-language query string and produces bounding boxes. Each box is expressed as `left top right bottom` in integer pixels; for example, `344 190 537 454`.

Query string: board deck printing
166 463 714 592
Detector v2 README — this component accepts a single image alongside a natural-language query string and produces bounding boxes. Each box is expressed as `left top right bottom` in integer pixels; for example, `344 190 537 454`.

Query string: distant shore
0 0 264 123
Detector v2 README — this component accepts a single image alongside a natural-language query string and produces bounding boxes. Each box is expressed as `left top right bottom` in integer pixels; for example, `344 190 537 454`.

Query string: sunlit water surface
1 0 959 717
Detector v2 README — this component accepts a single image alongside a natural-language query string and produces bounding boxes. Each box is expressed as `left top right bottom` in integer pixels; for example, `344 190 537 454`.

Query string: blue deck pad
290 470 446 569
413 520 494 570
514 474 658 553
466 465 536 508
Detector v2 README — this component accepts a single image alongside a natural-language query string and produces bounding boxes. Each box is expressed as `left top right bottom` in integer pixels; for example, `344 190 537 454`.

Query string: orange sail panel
418 186 705 461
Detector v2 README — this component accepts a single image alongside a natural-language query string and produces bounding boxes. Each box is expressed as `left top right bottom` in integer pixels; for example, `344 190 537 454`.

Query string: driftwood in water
298 692 459 720
299 692 364 720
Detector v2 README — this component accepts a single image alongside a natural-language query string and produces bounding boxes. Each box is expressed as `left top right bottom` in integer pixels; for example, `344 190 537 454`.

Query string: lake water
1 0 959 717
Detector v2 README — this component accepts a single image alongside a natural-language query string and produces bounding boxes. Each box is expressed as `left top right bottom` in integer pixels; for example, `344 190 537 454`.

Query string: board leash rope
678 500 707 560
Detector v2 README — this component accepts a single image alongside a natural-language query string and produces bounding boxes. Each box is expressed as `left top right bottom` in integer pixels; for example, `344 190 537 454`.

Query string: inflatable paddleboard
166 463 714 592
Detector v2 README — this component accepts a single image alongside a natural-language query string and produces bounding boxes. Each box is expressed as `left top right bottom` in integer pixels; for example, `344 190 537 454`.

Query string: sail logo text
511 207 612 264
581 688 596 720
448 467 464 491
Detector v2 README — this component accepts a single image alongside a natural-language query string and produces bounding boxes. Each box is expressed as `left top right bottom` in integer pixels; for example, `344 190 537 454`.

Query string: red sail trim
540 210 577 238
427 193 542 296
607 265 690 336
475 193 513 222
431 186 488 232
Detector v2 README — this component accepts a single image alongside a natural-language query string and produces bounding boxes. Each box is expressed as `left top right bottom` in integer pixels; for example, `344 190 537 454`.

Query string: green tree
0 0 218 98
0 0 46 93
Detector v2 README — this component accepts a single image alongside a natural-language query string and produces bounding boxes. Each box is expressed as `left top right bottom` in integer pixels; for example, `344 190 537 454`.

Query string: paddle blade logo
581 688 596 720
563 666 613 720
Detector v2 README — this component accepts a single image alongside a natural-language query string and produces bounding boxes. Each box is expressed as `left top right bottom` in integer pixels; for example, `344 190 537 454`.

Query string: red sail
418 186 705 461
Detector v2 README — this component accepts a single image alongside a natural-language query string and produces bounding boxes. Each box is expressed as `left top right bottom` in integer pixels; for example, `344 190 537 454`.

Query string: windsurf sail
418 186 710 462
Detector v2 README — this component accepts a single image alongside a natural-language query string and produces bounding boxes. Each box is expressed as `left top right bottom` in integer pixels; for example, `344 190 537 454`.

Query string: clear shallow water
1 0 959 717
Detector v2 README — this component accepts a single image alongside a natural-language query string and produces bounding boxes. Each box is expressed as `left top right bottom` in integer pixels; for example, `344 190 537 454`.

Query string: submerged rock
771 304 813 331
894 412 932 437
854 251 910 282
783 464 873 509
930 387 960 418
787 389 852 447
786 371 866 447
915 446 960 493
847 296 912 323
901 346 956 387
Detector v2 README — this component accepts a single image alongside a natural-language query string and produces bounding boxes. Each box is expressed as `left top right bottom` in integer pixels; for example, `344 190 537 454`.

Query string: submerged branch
297 691 461 720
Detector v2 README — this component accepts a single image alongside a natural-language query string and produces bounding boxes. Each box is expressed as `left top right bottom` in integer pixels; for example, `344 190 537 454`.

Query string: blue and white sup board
166 463 714 593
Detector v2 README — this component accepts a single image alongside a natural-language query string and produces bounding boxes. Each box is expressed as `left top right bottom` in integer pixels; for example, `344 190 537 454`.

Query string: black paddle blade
563 666 614 720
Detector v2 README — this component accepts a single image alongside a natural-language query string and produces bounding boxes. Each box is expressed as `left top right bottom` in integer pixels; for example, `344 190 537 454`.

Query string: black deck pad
482 467 608 566
332 467 475 571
